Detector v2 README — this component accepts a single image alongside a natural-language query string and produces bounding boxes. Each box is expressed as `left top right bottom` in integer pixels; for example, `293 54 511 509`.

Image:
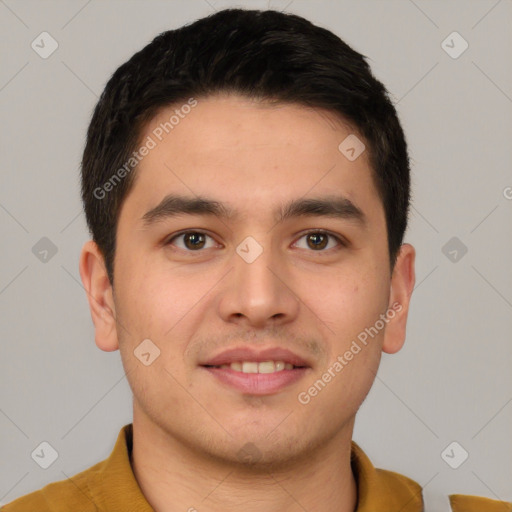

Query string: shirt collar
90 424 423 512
350 440 423 511
88 423 153 511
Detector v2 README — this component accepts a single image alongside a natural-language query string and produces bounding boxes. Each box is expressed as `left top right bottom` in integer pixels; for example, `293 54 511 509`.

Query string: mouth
203 360 306 373
199 347 312 395
200 364 310 395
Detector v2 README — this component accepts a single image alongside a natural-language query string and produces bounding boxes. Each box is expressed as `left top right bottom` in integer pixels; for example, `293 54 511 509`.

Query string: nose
217 238 300 329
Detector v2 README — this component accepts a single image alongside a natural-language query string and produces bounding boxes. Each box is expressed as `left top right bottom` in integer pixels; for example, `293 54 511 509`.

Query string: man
4 8 510 512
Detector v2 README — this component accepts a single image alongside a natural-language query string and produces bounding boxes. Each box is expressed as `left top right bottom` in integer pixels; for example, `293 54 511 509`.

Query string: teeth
258 361 276 373
242 361 259 373
217 361 296 373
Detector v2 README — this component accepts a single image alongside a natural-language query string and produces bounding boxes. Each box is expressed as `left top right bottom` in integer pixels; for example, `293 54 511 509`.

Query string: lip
201 366 310 395
200 346 311 368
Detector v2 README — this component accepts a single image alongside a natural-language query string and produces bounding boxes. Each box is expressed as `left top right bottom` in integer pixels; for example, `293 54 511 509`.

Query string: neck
130 410 358 512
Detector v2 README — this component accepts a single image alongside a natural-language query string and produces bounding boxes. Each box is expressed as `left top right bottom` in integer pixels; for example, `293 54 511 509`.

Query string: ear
382 243 416 354
79 240 119 352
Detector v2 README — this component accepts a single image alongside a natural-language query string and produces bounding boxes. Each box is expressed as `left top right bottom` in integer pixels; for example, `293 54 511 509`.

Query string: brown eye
306 232 328 250
183 232 206 249
294 231 343 252
167 231 215 251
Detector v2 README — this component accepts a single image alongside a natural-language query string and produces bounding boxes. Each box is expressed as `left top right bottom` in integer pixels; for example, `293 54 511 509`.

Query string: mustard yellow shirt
3 424 510 511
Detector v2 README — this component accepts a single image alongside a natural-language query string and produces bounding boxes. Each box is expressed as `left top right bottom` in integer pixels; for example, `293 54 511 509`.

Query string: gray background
1 0 511 510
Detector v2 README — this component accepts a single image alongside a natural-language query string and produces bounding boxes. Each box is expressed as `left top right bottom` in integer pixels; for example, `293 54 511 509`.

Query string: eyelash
165 230 346 254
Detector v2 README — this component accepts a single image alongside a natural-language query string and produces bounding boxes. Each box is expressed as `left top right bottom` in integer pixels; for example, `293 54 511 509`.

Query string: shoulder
449 494 512 512
2 460 104 512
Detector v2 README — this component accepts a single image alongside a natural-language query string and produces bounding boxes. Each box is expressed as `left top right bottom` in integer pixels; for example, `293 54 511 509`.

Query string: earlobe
79 240 119 352
382 243 416 355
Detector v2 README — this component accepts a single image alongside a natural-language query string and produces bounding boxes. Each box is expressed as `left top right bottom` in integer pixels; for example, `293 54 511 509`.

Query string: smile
206 361 298 373
201 364 309 395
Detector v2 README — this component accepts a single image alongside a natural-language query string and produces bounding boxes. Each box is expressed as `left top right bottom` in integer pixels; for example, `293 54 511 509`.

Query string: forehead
143 94 359 155
121 94 383 226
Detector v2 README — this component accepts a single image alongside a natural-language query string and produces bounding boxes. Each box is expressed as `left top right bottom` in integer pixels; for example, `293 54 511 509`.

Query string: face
81 94 415 468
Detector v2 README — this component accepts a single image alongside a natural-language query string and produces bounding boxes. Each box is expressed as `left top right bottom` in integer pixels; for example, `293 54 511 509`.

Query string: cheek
114 264 213 361
310 265 389 350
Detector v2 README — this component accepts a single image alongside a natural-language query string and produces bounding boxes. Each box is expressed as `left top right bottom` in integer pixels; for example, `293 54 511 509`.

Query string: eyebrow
141 193 367 228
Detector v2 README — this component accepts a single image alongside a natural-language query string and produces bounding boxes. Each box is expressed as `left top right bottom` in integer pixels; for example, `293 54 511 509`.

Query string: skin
80 94 415 512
